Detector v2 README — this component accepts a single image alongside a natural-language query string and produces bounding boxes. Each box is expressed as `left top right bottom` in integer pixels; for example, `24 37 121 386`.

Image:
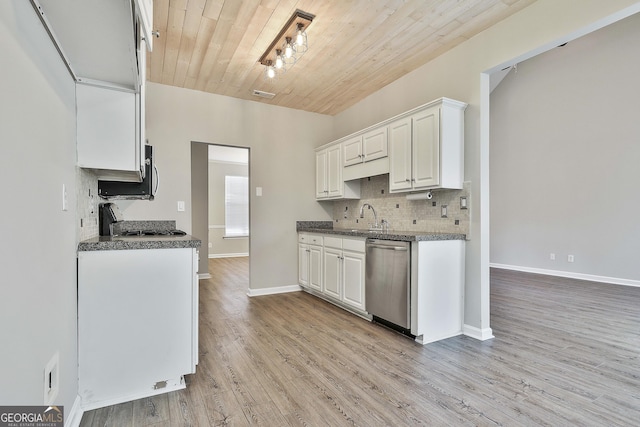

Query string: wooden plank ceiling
149 0 537 115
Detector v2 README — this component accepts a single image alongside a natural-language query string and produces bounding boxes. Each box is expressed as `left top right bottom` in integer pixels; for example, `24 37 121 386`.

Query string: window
224 175 249 237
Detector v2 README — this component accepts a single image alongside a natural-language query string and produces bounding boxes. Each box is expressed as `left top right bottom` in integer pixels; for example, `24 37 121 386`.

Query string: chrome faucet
359 203 380 230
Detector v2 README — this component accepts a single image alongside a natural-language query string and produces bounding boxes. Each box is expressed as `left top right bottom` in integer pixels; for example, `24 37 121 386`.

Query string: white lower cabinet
341 247 366 311
410 240 465 344
78 247 198 410
299 233 366 313
323 245 342 300
298 234 323 292
307 235 366 313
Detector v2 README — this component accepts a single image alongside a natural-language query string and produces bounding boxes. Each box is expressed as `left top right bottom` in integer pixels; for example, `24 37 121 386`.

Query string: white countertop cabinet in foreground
78 247 198 410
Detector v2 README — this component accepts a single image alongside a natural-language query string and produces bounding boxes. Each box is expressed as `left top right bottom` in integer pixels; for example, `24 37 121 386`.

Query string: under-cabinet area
297 227 465 344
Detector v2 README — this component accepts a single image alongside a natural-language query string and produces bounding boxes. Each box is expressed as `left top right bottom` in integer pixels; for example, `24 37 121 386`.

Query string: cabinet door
77 83 137 173
191 248 199 372
362 127 388 162
342 250 365 310
412 106 440 189
343 136 363 167
308 245 323 291
323 247 342 300
298 244 309 286
315 149 328 199
134 0 154 51
388 117 413 192
326 145 343 198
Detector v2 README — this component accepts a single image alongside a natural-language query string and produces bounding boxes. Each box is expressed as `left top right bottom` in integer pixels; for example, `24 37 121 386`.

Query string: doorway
191 142 250 280
207 144 250 259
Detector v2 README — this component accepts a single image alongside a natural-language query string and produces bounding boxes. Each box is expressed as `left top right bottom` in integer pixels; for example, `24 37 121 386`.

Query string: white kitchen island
77 235 200 411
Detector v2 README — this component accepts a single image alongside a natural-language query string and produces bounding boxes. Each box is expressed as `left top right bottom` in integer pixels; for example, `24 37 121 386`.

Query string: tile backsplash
332 174 470 235
77 168 99 241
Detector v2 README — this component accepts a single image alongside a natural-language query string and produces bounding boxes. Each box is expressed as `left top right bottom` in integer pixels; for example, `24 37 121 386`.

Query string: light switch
177 201 185 212
256 187 263 197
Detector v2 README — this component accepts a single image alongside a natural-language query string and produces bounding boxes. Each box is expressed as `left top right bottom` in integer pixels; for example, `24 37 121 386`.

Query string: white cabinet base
411 240 465 344
78 248 197 410
80 377 186 412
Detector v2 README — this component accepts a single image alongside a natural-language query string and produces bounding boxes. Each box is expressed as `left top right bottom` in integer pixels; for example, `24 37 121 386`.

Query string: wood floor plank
79 258 640 426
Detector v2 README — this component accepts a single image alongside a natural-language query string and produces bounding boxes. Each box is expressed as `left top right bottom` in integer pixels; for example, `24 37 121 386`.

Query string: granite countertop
296 222 465 242
78 235 202 251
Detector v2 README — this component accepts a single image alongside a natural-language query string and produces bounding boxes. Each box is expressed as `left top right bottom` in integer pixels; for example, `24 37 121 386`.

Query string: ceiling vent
252 89 276 99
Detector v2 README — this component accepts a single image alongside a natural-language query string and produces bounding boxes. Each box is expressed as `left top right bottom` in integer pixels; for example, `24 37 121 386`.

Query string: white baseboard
247 285 302 297
463 324 494 341
65 395 83 427
490 263 640 288
208 253 249 259
198 273 211 280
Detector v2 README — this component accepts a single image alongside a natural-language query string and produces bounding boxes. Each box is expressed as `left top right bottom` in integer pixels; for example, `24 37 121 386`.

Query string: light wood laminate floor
80 258 640 426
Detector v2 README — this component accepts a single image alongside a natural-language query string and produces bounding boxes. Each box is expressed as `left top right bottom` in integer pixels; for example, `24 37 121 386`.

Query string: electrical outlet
568 254 575 263
44 352 59 405
550 253 555 261
441 205 448 218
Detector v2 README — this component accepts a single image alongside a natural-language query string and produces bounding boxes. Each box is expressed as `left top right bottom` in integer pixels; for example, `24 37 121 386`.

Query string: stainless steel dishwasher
366 239 411 333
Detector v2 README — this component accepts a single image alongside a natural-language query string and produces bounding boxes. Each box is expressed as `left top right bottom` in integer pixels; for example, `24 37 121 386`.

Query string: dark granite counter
297 223 465 242
78 235 201 251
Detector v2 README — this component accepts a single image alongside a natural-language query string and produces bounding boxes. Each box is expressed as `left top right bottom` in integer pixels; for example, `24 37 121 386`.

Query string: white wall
333 0 640 335
490 12 640 283
0 0 78 409
119 83 333 290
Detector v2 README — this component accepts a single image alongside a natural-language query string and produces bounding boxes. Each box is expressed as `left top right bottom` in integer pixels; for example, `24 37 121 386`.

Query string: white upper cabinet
389 98 466 192
315 149 328 199
343 136 363 167
389 117 413 191
36 0 152 180
362 127 388 163
342 127 388 168
320 97 464 191
77 83 139 181
316 144 360 200
36 0 141 89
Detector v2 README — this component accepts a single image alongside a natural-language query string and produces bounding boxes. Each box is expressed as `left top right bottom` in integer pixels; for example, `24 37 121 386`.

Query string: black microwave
98 145 157 200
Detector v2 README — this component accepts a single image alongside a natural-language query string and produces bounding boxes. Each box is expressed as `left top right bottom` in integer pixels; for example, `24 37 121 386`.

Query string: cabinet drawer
309 235 323 245
299 233 323 245
342 238 365 253
324 236 343 249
